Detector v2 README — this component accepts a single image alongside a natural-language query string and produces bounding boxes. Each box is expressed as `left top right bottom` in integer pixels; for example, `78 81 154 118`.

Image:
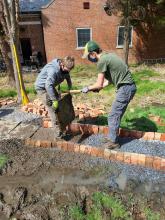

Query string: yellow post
12 43 29 105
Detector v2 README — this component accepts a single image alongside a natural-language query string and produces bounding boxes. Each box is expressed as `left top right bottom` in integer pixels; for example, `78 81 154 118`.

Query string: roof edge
41 0 55 9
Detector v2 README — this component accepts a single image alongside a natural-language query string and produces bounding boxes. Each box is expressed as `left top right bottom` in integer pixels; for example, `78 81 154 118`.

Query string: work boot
102 137 120 149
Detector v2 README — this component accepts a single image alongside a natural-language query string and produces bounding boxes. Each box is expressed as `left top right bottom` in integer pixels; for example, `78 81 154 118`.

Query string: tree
0 21 15 86
104 0 147 64
104 0 164 64
1 0 29 104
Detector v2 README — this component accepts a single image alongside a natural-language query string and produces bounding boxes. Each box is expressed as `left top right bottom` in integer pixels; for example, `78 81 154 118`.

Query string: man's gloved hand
81 86 89 93
52 100 59 111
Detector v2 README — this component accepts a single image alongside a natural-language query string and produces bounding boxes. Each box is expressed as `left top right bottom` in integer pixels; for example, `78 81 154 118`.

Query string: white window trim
116 26 133 49
76 28 92 50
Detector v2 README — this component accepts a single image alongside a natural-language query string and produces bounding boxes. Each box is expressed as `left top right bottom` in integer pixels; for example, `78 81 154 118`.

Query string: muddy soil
0 139 165 220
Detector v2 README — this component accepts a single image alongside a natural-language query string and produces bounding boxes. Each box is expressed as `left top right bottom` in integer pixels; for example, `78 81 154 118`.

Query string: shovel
62 89 81 95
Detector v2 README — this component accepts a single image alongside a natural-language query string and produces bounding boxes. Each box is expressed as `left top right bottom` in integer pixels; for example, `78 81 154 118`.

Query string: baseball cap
82 41 100 58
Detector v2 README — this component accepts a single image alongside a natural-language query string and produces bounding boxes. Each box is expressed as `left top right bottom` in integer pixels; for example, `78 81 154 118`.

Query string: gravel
0 106 42 124
82 134 165 158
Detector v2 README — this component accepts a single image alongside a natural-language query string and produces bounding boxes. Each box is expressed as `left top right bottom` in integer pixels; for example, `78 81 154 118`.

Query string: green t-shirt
97 52 134 88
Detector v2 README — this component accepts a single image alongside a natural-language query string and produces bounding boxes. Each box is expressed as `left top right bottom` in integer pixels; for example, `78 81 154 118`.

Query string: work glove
52 100 59 111
81 86 89 93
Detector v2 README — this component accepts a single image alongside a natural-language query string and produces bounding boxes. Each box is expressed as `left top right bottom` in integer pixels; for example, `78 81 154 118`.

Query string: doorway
20 38 32 64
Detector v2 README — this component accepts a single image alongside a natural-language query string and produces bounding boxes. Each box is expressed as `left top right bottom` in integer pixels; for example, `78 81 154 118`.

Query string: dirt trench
0 139 165 220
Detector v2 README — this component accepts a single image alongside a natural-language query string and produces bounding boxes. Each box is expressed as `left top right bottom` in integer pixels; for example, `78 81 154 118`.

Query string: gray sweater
35 59 72 100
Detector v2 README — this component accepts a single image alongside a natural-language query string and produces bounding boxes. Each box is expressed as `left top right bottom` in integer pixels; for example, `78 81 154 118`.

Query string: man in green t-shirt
81 41 136 149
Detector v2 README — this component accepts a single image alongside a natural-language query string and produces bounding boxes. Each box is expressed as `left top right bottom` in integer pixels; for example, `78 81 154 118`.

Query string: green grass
144 208 160 220
0 89 17 98
0 154 8 169
69 192 131 220
95 106 165 133
132 69 165 96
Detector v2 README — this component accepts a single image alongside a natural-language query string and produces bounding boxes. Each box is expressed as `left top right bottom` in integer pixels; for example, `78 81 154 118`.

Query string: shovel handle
62 90 81 95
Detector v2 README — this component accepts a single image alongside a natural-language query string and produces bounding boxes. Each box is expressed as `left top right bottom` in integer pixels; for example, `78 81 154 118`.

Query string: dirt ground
0 138 165 220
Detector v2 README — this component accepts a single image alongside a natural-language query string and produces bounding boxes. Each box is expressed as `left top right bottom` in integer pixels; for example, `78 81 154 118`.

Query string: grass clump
0 154 8 169
69 192 131 220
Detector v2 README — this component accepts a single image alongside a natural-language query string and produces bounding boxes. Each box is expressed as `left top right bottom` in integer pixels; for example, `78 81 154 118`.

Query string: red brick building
19 0 165 64
41 0 165 64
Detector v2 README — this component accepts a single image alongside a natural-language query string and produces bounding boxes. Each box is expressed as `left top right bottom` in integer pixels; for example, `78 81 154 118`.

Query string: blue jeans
108 83 136 143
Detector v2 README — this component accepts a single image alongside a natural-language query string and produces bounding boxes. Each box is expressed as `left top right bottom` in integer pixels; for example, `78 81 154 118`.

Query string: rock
13 187 27 211
21 204 49 220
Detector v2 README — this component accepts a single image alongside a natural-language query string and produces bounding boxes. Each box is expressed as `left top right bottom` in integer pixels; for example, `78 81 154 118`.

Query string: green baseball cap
82 41 100 58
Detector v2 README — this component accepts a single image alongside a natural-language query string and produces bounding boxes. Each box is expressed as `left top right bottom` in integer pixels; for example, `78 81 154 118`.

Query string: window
117 26 133 48
83 2 90 9
76 28 92 49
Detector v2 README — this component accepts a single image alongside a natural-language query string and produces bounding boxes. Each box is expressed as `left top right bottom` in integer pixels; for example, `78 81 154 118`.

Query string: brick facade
41 0 165 64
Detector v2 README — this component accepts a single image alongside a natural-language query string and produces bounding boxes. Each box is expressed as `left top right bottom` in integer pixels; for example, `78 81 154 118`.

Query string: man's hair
61 56 75 70
92 48 102 54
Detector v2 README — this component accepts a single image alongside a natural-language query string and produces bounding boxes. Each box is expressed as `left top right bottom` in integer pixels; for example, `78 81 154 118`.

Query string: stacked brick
21 99 105 120
0 99 16 108
25 138 165 171
21 99 48 117
74 103 106 120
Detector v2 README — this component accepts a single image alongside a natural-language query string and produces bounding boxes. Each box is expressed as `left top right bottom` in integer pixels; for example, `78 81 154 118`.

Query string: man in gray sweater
35 56 75 138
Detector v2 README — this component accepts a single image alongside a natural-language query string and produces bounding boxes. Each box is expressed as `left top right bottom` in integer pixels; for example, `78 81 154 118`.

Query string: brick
160 134 165 142
142 132 155 140
160 159 165 171
80 144 87 154
119 129 130 138
34 140 41 147
154 132 161 140
138 154 146 166
68 123 80 134
43 120 48 128
48 121 52 128
91 147 104 157
79 124 90 134
56 140 63 149
99 126 104 134
74 143 80 153
51 141 57 148
40 140 52 148
109 150 117 161
61 141 68 151
153 157 161 170
29 139 35 146
116 152 124 162
104 148 111 159
67 142 75 152
130 153 139 165
25 138 31 146
124 152 131 164
39 109 43 115
103 126 109 135
28 108 33 113
145 156 154 168
88 125 99 135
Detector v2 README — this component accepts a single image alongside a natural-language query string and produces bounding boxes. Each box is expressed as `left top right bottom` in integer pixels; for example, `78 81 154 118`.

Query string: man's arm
45 68 59 101
65 74 72 90
88 73 105 91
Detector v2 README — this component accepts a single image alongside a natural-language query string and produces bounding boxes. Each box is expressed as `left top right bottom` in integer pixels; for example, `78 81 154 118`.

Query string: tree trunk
0 37 15 87
123 18 130 65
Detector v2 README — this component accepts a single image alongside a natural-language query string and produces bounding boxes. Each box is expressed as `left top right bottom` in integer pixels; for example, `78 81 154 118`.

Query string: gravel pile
82 134 165 158
0 106 42 124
